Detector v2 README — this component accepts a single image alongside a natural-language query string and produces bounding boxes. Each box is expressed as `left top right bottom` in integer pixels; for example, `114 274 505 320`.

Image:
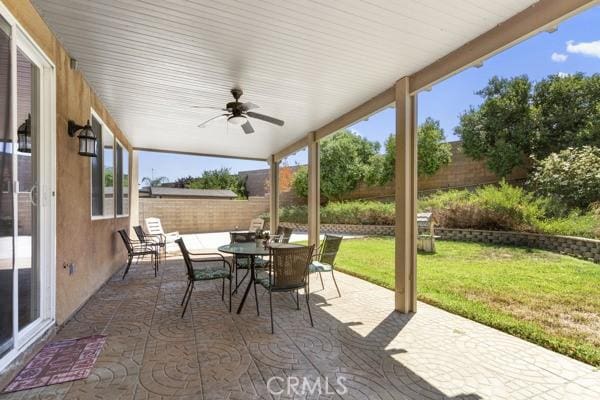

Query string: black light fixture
17 114 31 153
68 119 97 157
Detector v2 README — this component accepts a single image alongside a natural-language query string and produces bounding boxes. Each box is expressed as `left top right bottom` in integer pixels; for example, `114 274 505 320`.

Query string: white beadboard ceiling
32 0 537 160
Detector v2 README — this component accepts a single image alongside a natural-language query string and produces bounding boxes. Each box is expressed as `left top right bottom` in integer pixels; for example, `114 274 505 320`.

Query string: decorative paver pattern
2 259 599 399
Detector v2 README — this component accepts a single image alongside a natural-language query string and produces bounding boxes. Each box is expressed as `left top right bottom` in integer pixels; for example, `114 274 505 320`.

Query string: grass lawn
332 237 600 367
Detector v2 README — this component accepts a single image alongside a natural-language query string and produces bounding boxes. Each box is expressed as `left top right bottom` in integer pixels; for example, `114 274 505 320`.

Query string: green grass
332 237 600 367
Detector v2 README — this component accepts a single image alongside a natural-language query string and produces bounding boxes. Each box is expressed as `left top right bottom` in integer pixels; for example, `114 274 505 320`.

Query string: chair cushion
236 257 268 269
255 270 272 288
193 267 230 280
309 261 333 272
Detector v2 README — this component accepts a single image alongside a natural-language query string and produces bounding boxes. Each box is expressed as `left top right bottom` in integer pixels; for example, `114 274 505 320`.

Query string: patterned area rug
2 335 107 393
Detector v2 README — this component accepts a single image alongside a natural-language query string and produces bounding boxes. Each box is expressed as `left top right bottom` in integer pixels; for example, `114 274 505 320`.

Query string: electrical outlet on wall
63 262 75 275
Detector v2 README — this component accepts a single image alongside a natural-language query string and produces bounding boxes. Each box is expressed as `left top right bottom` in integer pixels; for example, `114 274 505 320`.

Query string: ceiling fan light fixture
228 115 246 125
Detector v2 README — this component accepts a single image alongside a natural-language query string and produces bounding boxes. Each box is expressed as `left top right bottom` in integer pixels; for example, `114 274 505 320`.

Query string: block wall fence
239 142 529 204
139 197 269 234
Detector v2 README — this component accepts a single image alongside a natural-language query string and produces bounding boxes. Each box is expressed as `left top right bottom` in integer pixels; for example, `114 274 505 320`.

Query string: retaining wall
278 222 600 263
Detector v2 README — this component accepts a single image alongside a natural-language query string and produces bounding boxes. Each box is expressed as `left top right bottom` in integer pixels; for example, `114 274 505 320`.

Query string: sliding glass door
0 14 13 359
0 5 55 371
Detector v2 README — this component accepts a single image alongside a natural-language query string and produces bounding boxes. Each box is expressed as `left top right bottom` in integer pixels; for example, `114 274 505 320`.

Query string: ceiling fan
193 88 284 134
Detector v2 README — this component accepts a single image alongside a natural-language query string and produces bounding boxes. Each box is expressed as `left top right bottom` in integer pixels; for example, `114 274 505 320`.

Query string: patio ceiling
33 0 541 160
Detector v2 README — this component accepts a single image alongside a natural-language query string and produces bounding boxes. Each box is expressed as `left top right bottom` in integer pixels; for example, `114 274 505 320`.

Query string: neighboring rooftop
142 187 238 199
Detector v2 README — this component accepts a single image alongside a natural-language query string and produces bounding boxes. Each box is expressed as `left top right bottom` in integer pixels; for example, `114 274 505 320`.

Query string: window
90 112 114 218
115 140 129 216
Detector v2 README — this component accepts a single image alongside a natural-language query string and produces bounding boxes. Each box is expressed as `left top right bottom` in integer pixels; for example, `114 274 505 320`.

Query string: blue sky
139 5 599 183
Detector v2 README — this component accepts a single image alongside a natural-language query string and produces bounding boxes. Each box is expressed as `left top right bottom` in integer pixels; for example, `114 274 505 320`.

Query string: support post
307 132 320 249
269 155 279 232
129 150 140 235
394 77 417 313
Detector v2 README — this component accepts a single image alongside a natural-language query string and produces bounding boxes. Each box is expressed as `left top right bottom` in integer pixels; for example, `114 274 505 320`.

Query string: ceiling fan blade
241 102 259 111
241 120 255 134
197 114 228 128
247 111 284 126
191 106 226 111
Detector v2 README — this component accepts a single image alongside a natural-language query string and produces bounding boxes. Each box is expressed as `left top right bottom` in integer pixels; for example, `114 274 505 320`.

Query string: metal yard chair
133 225 166 263
176 238 232 317
229 231 267 293
309 234 342 297
117 229 159 279
255 244 315 333
272 226 293 243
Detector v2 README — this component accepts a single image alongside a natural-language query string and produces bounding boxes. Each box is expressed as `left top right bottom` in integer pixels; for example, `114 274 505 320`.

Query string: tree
141 176 168 187
455 73 600 177
291 166 308 198
532 73 600 158
529 146 600 209
186 167 248 199
290 129 380 201
264 162 295 193
455 75 534 177
377 118 452 184
172 175 195 188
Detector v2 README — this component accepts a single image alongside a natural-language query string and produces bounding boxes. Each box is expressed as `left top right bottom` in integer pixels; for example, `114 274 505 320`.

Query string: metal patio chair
309 234 342 297
117 229 159 279
176 238 232 317
273 226 293 243
255 244 315 333
133 225 166 263
230 231 267 293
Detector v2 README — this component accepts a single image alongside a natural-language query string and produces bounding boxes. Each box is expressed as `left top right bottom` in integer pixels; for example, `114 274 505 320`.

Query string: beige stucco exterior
3 0 132 324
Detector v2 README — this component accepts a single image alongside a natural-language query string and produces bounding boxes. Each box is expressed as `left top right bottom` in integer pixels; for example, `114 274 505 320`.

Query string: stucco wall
139 197 269 234
4 0 132 324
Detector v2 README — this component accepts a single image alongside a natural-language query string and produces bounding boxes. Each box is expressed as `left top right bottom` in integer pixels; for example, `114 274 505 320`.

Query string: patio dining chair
133 225 166 263
117 229 159 279
176 238 232 317
309 234 342 297
255 244 315 333
273 226 293 243
229 231 266 293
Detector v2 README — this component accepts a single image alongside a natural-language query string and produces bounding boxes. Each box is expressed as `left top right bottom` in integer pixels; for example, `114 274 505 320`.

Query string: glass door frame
0 2 56 373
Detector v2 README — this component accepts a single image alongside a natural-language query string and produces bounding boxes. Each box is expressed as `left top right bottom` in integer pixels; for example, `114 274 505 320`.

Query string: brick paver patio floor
2 259 599 399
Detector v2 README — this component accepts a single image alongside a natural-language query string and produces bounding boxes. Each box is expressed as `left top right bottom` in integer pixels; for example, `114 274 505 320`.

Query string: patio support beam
394 77 417 313
129 150 140 235
307 132 320 249
269 155 279 232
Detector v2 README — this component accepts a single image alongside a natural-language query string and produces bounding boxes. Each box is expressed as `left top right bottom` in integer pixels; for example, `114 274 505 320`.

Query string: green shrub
529 146 600 209
535 213 600 239
278 201 395 226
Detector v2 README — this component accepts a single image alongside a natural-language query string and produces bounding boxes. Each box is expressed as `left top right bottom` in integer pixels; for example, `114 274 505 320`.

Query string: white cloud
557 72 571 78
566 40 600 58
551 52 568 62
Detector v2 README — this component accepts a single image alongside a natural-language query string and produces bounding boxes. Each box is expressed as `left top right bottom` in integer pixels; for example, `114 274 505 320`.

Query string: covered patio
3 260 598 399
1 0 600 398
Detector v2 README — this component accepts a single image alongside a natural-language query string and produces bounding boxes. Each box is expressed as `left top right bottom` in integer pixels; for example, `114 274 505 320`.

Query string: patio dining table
218 241 301 314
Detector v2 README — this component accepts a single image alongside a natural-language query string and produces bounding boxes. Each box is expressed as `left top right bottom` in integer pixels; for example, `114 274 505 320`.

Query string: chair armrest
166 231 180 237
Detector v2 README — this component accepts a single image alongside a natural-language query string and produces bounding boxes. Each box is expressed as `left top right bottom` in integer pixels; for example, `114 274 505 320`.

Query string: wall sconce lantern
17 114 31 153
68 120 97 157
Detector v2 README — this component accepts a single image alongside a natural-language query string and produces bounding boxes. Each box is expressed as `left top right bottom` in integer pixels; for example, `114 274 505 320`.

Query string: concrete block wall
139 197 269 234
240 142 529 204
278 222 600 263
